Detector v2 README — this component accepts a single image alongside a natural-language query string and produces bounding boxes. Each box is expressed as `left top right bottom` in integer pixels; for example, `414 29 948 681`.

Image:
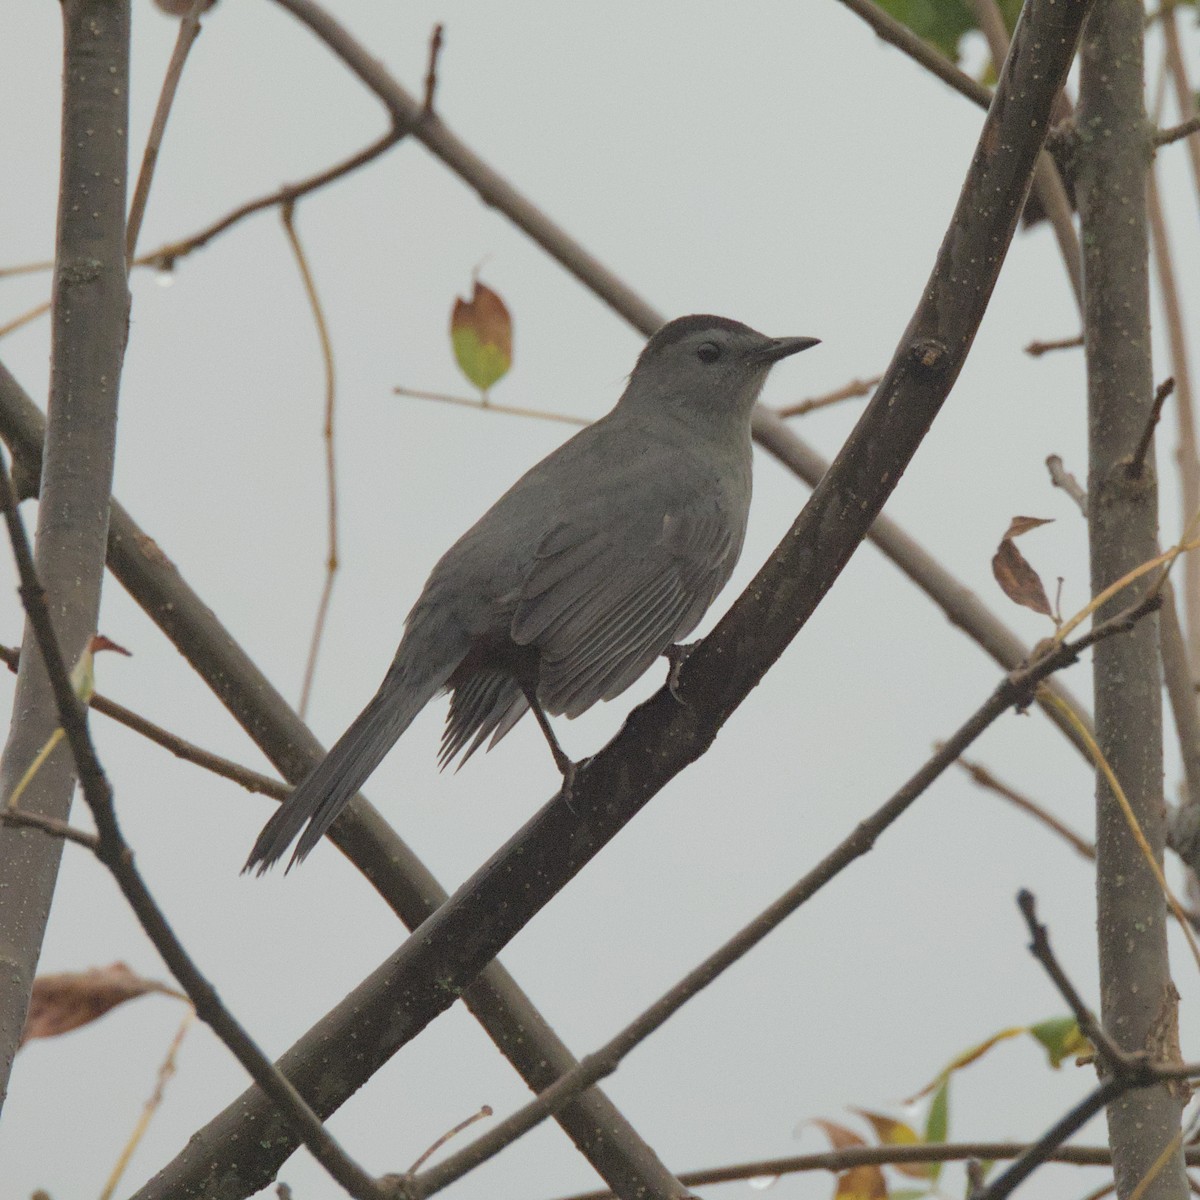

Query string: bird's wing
511 504 739 719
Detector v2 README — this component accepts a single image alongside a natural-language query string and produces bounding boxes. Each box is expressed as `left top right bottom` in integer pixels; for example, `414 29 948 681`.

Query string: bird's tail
244 620 465 874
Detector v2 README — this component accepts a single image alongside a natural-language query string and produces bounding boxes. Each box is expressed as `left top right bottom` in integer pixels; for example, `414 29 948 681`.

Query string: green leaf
873 0 1024 64
923 1080 949 1182
1029 1016 1091 1068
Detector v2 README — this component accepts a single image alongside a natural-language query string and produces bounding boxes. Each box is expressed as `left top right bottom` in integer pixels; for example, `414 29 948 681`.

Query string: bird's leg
520 684 577 800
663 641 699 703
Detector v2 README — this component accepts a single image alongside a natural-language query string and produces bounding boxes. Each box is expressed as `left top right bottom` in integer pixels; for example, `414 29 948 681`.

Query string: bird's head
622 314 819 424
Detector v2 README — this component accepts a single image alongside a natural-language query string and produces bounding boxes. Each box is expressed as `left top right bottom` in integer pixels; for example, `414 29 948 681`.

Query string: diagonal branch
0 451 386 1200
0 362 688 1200
127 3 1093 1194
409 597 1158 1199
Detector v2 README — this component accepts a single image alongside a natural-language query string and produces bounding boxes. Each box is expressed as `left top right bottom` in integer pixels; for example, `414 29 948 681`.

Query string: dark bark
0 0 130 1112
122 3 1093 1194
0 362 686 1200
1077 3 1187 1197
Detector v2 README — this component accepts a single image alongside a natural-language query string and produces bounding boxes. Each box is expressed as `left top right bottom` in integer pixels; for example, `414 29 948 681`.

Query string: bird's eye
696 342 722 363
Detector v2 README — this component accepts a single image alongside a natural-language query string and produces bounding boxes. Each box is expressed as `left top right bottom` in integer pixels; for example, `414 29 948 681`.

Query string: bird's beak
756 335 821 364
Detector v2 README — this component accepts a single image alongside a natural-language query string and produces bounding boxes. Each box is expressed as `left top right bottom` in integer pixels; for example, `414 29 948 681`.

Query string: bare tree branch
279 201 340 720
964 0 1083 307
1078 2 1187 1194
551 1144 1200 1200
0 0 132 1112
0 361 689 1200
0 451 387 1200
1154 116 1200 148
408 600 1158 1200
125 0 207 263
1027 334 1084 357
128 4 1094 1193
1047 454 1090 518
954 755 1094 859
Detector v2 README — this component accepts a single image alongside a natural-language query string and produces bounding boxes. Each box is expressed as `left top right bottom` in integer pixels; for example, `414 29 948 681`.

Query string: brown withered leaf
851 1109 928 1178
834 1165 888 1200
992 539 1053 617
810 1119 867 1151
20 962 186 1048
1001 515 1054 540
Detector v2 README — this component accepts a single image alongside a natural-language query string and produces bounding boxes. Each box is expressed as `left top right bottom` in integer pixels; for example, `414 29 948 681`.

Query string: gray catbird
246 314 818 872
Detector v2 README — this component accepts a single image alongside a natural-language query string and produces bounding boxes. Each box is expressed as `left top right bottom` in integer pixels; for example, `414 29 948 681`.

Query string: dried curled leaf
20 962 186 1048
1001 515 1054 540
451 281 512 394
992 517 1055 618
809 1118 867 1151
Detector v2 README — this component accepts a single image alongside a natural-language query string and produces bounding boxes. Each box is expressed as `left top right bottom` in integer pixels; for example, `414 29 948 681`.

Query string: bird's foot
664 641 699 703
557 755 579 813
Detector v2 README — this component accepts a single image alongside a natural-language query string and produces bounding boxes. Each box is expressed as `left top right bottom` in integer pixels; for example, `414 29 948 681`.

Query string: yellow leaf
904 1027 1026 1102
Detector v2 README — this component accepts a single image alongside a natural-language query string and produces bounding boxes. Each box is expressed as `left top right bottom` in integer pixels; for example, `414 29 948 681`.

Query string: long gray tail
244 624 464 874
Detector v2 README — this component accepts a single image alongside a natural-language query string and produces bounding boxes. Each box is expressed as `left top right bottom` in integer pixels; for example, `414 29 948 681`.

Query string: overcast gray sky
3 3 1200 1199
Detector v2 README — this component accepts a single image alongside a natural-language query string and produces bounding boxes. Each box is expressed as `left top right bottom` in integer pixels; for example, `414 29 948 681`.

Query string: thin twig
406 596 1161 1200
0 644 289 799
954 756 1094 859
1047 454 1089 518
1147 160 1200 659
280 202 340 720
1129 378 1176 479
0 299 52 342
142 126 406 270
125 0 207 264
422 23 444 114
393 385 586 427
970 892 1180 1200
0 260 54 281
99 1008 196 1200
1161 3 1200 244
1155 116 1200 148
549 1144 1200 1200
1016 890 1126 1067
0 448 385 1200
973 1079 1130 1200
1044 688 1200 973
407 1105 493 1174
0 807 98 851
834 0 991 106
775 374 880 418
1026 334 1084 357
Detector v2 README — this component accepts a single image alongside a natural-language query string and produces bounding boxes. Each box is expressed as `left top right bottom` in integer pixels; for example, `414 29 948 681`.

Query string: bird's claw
665 641 698 703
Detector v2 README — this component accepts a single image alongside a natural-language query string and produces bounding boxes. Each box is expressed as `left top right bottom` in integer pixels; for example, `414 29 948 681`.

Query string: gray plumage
246 314 818 872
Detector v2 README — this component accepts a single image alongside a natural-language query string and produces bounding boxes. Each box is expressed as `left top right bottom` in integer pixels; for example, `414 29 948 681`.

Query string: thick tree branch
408 599 1157 1200
125 3 1092 1193
0 454 387 1200
0 0 131 1113
0 363 687 1200
1079 4 1187 1196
